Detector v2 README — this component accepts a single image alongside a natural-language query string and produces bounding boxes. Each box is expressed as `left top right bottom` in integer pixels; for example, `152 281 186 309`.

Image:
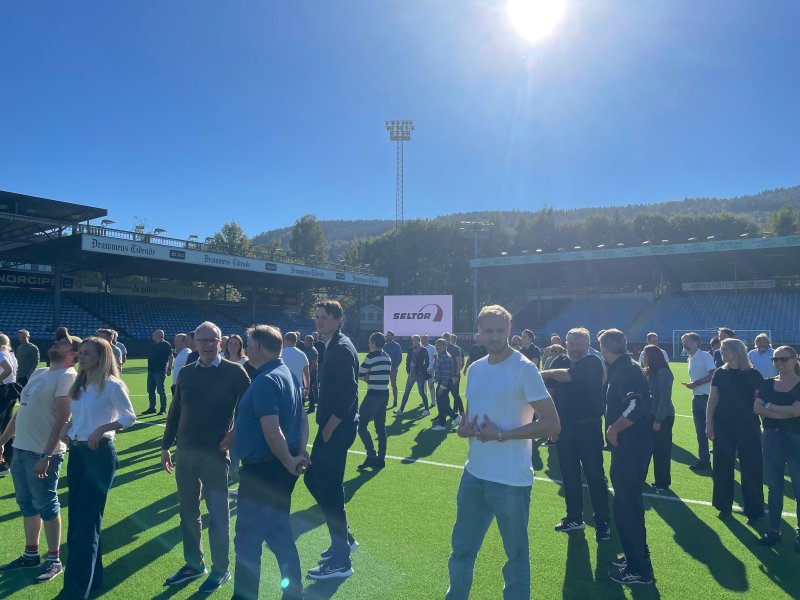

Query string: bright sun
508 0 566 42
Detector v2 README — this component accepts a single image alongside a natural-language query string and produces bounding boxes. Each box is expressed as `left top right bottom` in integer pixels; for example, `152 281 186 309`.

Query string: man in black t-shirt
540 327 609 541
464 333 488 373
519 329 541 368
144 329 174 415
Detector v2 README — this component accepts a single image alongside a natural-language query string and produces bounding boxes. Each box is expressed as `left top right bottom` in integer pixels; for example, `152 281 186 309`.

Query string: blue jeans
147 371 167 411
446 470 531 600
399 374 428 412
762 428 800 531
10 449 64 520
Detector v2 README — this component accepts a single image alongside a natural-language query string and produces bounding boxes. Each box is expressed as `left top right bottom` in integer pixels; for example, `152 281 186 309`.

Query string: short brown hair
681 332 702 345
247 324 283 354
369 332 386 348
316 300 344 320
599 329 627 355
284 332 298 345
55 326 82 352
478 305 512 327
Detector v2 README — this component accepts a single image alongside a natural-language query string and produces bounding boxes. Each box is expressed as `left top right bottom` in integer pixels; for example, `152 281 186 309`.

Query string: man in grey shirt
15 330 39 387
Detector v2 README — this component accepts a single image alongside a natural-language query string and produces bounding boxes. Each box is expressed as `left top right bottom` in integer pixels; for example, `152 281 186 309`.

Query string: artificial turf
0 358 797 599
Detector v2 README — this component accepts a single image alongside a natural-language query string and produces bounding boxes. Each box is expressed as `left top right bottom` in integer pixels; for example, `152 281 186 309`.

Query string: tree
207 220 251 255
290 215 328 262
769 204 798 236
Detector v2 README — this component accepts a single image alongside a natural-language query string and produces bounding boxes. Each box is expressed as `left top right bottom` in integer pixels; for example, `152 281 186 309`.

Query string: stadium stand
0 288 315 342
634 289 800 344
538 296 651 339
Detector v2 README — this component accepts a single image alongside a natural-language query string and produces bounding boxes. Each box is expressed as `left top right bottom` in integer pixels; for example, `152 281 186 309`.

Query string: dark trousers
712 418 764 519
0 395 16 465
63 440 118 599
692 395 710 464
233 462 302 600
304 423 357 564
175 448 230 572
556 420 610 525
17 375 29 387
451 376 465 415
400 373 428 411
650 416 675 488
307 373 318 411
147 371 168 411
610 426 653 577
358 391 388 459
435 385 457 426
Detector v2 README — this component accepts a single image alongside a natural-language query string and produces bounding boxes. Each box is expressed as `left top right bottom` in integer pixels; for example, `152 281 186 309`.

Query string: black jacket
405 345 429 377
316 330 359 426
605 354 652 440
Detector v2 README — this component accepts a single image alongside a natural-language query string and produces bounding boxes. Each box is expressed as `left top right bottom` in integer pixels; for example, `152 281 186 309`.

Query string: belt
68 438 111 447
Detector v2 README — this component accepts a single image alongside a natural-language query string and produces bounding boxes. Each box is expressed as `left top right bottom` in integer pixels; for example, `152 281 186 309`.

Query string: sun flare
508 0 566 42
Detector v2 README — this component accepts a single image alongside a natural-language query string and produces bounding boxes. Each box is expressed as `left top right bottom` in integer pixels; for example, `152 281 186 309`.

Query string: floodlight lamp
739 233 750 238
573 245 581 250
101 219 115 227
616 243 624 247
642 241 650 245
687 237 696 241
706 235 715 240
535 248 543 253
597 244 605 248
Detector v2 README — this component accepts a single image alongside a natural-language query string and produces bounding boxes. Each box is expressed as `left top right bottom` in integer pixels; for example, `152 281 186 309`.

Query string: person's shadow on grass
304 576 349 599
402 425 449 464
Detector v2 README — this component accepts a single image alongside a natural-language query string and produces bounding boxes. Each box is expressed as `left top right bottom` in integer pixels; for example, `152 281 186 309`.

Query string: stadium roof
0 190 107 246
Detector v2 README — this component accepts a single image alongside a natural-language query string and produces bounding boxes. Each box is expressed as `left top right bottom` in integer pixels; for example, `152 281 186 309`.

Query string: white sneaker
422 409 430 416
432 425 446 431
453 415 462 426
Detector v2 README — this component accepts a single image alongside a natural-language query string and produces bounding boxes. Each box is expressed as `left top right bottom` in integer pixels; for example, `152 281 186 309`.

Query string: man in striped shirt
432 338 458 431
356 332 392 470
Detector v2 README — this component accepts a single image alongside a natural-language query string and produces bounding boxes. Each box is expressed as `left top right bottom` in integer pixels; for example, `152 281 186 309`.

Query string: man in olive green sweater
160 321 250 594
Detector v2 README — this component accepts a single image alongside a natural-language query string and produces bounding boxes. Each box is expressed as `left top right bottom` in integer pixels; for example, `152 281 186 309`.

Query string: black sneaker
357 456 377 470
198 570 230 593
0 554 41 571
141 408 157 415
307 560 353 580
554 519 585 533
596 524 611 542
608 567 652 585
689 462 711 472
164 564 207 585
650 483 670 492
157 410 167 416
610 554 627 568
320 536 359 561
34 560 63 583
758 529 780 546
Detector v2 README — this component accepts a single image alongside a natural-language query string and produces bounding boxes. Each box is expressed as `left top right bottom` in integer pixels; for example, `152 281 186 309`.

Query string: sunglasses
771 356 794 363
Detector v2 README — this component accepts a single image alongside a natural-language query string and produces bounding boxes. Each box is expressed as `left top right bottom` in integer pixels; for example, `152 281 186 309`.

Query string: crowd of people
0 311 798 597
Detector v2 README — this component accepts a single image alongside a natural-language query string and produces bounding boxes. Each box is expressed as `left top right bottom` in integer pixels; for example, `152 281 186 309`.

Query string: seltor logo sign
392 303 444 322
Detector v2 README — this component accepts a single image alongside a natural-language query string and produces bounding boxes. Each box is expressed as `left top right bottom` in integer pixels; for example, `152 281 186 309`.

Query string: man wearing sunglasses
0 327 80 585
161 321 251 594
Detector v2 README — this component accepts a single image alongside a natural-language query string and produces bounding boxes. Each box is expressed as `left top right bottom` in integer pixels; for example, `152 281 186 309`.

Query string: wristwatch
38 453 50 461
497 432 505 443
765 402 772 410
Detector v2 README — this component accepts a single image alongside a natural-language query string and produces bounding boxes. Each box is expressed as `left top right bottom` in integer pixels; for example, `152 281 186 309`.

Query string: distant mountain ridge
252 185 800 260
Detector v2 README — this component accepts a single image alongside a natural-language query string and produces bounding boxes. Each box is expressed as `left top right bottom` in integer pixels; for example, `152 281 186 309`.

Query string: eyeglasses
771 356 794 363
195 338 220 346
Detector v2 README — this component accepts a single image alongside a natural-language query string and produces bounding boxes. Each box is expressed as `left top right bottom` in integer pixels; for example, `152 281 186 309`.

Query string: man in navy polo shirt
232 325 309 600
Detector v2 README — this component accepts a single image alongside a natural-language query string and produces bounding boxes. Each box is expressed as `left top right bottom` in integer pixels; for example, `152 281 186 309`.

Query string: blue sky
1 1 798 240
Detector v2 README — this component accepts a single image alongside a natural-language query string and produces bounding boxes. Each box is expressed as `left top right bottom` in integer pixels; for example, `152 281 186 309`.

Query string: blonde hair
70 337 123 399
478 305 512 327
720 338 752 371
0 333 10 351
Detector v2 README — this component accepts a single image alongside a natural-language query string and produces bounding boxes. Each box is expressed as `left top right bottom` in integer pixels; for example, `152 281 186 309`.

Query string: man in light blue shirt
748 333 778 379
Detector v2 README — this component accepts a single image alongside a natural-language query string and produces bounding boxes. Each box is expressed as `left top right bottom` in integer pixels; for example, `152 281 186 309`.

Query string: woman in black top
643 345 675 491
754 345 800 550
706 338 764 524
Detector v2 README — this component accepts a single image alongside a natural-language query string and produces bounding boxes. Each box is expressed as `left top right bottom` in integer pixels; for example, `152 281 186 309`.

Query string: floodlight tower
385 120 414 231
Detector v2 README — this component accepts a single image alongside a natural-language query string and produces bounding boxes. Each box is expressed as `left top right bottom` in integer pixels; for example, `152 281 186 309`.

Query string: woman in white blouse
62 337 135 600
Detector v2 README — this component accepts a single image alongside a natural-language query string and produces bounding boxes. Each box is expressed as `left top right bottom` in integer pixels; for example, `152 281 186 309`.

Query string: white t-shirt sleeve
701 351 716 372
520 361 550 405
56 370 77 397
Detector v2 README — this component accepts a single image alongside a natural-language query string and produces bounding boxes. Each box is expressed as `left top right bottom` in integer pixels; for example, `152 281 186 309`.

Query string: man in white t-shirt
680 332 716 472
0 326 80 585
282 332 310 399
446 305 560 600
638 332 669 364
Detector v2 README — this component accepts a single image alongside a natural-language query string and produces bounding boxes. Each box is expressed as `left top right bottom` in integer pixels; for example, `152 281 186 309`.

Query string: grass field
0 357 798 599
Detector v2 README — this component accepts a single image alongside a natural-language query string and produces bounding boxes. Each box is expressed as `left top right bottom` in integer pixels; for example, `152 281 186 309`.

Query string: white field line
134 420 796 519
